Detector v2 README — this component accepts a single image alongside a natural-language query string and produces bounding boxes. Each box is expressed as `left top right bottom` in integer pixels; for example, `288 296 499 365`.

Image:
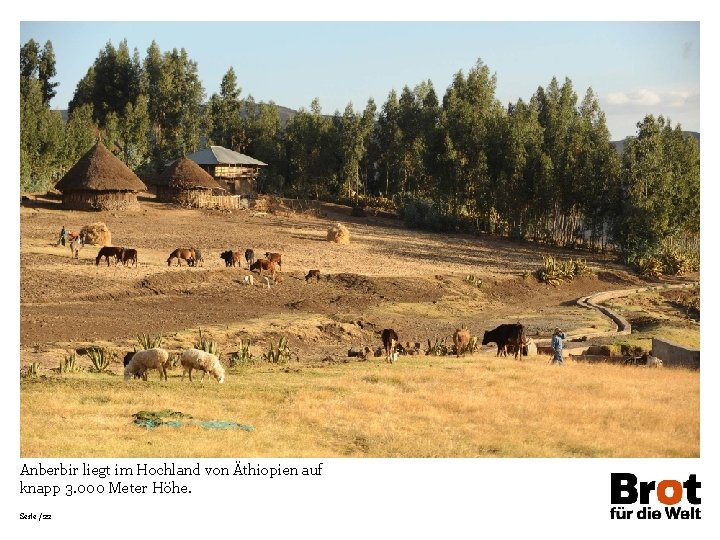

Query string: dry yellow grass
20 354 699 458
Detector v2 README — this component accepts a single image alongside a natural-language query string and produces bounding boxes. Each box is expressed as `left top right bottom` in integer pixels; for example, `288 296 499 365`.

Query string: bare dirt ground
19 195 698 370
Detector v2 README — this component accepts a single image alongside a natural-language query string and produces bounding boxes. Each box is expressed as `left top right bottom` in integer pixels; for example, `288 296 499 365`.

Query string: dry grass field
19 195 700 457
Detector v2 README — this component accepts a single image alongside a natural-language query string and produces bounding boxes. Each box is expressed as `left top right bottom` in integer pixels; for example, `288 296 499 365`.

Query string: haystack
327 223 350 244
80 222 112 246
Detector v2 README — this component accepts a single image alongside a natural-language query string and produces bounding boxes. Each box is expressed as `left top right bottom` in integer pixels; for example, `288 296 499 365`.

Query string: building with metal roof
185 146 267 196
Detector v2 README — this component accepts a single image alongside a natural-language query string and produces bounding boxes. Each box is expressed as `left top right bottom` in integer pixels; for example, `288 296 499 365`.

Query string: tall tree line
20 41 699 263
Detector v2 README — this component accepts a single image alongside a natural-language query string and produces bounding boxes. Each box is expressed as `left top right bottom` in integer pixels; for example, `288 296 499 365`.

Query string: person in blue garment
551 327 566 366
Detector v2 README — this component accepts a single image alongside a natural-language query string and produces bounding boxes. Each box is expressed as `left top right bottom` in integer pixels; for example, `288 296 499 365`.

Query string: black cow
245 249 255 270
220 250 242 267
123 350 144 379
381 328 399 363
95 246 124 266
482 323 527 359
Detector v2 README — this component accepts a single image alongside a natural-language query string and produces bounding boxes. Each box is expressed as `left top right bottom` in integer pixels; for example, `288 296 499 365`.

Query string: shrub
137 333 163 350
535 256 594 285
194 329 220 358
425 337 449 356
263 337 292 363
229 339 254 367
60 352 82 374
88 347 115 373
22 362 40 378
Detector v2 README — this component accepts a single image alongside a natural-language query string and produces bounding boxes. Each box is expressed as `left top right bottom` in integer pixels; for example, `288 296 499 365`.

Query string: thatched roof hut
153 156 225 207
56 141 147 211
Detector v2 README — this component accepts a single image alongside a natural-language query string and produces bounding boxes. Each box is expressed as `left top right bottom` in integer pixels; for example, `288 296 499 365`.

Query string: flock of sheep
123 347 225 384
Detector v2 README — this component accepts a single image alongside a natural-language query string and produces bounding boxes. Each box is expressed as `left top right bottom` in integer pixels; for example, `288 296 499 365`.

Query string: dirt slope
20 196 670 369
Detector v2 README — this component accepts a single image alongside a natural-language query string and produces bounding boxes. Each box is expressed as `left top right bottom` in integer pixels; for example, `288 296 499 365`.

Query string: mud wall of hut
62 191 140 211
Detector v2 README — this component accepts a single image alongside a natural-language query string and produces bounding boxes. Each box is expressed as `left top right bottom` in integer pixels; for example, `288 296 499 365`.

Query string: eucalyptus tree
208 67 244 150
240 96 285 188
571 88 620 249
20 77 64 191
534 77 583 243
440 59 505 225
375 89 402 196
60 103 97 176
613 115 699 263
284 98 334 197
144 42 205 166
501 98 551 239
38 41 59 105
20 39 63 191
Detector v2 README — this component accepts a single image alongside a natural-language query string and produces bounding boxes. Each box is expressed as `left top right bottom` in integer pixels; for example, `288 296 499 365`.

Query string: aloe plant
88 347 114 373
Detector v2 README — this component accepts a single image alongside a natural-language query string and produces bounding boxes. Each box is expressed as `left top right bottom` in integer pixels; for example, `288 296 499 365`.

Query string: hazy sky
19 20 699 141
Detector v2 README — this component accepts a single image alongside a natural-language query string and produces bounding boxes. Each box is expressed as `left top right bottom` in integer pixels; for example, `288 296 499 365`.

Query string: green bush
137 333 163 350
88 347 115 373
535 256 593 285
194 329 220 358
263 337 292 363
229 339 254 367
60 352 82 374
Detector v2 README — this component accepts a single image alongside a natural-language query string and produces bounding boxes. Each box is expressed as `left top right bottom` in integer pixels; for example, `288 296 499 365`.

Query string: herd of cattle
67 236 533 369
380 323 528 363
90 244 295 280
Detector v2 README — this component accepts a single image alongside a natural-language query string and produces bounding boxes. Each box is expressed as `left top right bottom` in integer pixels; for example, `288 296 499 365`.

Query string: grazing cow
305 269 321 282
250 258 277 279
167 248 195 267
381 328 399 363
95 246 124 266
453 328 471 358
245 249 255 270
482 323 527 359
120 248 138 267
220 250 242 267
265 252 282 270
69 237 82 259
188 248 203 267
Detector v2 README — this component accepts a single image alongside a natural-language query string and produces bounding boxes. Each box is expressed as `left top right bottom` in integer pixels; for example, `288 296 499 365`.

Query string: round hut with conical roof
154 156 225 207
56 141 147 211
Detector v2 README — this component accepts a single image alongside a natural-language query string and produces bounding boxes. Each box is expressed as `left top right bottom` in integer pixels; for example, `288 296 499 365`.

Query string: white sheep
180 348 225 383
124 348 170 381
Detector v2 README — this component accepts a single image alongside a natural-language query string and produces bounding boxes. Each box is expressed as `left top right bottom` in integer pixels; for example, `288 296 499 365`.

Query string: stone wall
652 337 700 370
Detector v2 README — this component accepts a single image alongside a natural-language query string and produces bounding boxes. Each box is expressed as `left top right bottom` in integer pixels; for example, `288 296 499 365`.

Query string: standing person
551 327 566 366
57 225 67 246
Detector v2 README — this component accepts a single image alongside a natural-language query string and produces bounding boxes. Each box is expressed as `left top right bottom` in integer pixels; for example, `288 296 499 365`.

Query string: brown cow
95 246 124 266
453 328 471 358
250 258 277 279
167 248 195 267
69 237 82 259
265 252 282 270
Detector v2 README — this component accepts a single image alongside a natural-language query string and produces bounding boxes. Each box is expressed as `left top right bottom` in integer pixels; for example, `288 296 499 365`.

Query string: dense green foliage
20 39 699 267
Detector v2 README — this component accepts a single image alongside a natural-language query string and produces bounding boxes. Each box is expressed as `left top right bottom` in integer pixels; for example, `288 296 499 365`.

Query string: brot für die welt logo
610 473 701 520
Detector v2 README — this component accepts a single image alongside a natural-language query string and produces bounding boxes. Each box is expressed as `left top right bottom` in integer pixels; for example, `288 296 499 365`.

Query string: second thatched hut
55 140 147 211
153 156 225 207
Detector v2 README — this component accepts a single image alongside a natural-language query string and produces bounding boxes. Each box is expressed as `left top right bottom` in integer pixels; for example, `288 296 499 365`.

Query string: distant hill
612 131 700 155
